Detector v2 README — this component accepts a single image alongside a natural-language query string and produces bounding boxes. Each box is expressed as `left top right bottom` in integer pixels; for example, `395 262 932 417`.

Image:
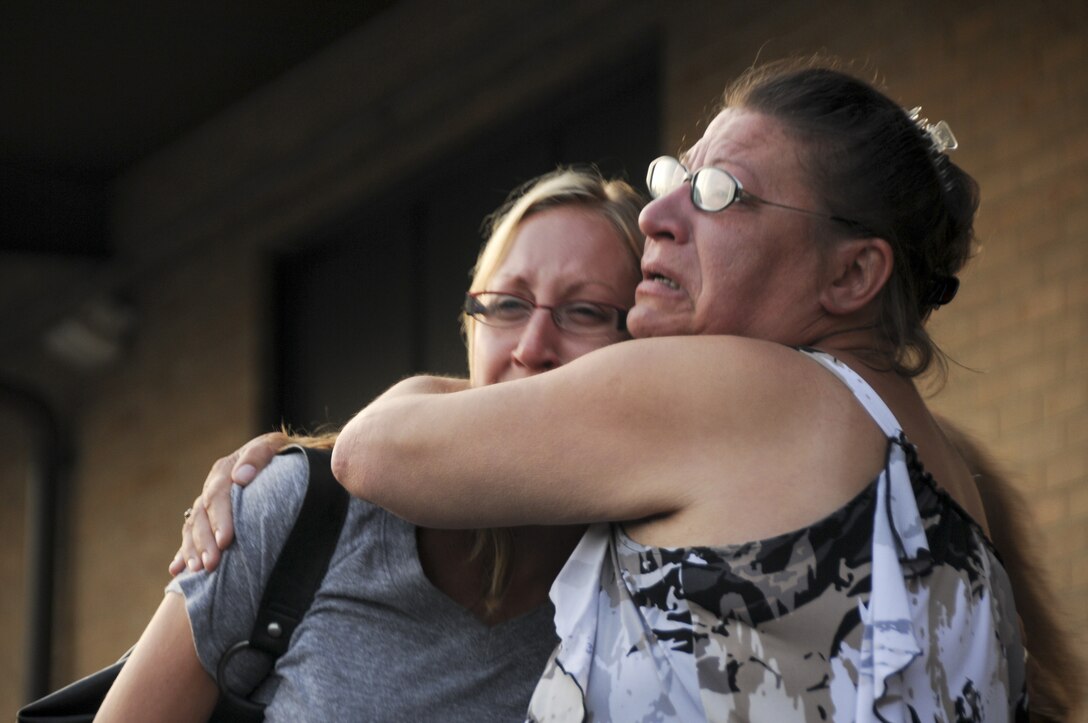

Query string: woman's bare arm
96 592 218 722
331 336 837 532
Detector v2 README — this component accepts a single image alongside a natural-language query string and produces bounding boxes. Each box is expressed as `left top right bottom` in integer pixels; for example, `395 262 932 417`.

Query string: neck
804 317 894 370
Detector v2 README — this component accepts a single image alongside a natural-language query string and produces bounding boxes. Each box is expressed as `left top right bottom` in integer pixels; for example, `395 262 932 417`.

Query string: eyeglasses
646 155 865 230
464 292 628 336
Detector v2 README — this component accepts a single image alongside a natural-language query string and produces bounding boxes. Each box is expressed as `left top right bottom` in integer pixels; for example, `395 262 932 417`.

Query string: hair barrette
924 274 960 308
907 107 958 154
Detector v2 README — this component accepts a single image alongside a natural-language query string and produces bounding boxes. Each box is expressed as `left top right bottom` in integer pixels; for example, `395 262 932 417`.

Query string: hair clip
907 107 958 154
924 275 960 307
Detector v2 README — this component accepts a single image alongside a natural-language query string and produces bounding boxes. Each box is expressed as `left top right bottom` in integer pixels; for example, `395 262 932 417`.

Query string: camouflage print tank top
527 349 1028 722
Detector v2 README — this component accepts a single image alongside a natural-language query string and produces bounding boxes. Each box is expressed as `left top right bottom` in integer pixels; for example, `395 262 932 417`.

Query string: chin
625 309 649 339
627 310 682 339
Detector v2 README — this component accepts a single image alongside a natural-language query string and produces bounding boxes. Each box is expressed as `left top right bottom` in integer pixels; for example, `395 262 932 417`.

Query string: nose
511 308 563 372
638 183 690 246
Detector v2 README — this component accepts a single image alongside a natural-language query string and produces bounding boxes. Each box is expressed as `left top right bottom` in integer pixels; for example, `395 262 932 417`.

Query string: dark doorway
270 49 659 431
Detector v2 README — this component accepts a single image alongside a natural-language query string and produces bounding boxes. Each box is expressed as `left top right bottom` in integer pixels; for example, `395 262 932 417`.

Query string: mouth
646 272 680 290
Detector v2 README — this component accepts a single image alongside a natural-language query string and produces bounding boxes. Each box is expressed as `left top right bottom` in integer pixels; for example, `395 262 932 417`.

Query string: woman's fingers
169 432 291 575
204 432 290 551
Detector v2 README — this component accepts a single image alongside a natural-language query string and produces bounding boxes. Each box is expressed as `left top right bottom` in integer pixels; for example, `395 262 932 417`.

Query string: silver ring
184 507 194 521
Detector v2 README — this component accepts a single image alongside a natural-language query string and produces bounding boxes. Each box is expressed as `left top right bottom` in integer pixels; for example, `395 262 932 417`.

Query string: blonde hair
464 167 644 614
463 167 644 381
281 428 337 450
291 169 644 619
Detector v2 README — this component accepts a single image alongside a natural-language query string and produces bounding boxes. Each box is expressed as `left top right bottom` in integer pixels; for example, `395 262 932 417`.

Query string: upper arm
96 592 218 723
171 453 310 672
333 337 793 528
100 454 314 722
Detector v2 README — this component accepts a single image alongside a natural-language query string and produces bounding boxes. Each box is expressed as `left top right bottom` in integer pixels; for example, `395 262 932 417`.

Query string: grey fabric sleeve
166 452 308 691
165 451 561 720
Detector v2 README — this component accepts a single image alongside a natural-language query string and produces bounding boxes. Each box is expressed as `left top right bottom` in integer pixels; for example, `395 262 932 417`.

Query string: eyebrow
488 277 624 303
490 274 606 294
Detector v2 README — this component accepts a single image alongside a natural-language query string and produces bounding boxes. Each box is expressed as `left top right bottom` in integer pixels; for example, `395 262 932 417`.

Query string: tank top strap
798 347 939 721
797 347 903 438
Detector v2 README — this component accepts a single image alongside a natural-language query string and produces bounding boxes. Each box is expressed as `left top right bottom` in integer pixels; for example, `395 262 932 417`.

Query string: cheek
692 240 735 300
471 326 513 385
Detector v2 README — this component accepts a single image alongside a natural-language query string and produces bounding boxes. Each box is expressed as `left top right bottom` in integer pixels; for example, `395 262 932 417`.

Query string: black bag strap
213 445 350 720
17 445 350 723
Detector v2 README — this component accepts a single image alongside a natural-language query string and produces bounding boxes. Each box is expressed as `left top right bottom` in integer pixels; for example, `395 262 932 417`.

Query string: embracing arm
96 593 218 722
331 337 821 530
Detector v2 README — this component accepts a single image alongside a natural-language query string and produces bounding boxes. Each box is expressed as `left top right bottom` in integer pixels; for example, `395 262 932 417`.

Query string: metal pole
1 380 71 703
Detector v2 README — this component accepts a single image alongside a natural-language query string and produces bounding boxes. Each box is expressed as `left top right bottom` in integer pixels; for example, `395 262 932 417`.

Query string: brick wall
4 0 1085 715
63 239 263 681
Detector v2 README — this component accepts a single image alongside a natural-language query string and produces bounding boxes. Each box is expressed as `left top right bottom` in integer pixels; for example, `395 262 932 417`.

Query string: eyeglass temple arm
741 190 867 232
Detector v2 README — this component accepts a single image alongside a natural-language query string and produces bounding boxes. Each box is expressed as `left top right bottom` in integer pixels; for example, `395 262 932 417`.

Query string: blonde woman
99 168 644 722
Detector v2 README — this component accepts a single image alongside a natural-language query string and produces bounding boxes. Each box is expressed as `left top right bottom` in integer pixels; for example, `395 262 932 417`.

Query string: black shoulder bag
18 446 349 723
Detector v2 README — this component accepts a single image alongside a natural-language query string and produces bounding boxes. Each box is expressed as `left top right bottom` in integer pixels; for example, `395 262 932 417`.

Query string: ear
818 237 894 315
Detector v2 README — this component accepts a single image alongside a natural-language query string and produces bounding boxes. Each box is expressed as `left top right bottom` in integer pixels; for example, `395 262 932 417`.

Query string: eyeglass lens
467 293 624 335
648 156 738 212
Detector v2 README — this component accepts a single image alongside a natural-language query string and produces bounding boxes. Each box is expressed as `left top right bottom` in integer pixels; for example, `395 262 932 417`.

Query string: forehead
681 109 804 187
489 206 636 294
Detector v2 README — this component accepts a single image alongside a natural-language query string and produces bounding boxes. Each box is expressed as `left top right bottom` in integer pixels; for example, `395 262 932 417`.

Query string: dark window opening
269 48 660 432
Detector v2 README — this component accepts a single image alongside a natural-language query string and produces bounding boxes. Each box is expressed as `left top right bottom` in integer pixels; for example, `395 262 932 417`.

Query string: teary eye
490 295 532 319
562 302 612 327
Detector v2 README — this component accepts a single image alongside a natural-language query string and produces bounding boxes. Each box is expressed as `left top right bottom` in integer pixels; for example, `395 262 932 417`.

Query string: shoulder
542 336 821 410
232 449 310 530
580 337 844 424
530 336 868 476
168 450 326 675
561 336 830 405
570 334 804 370
623 340 890 546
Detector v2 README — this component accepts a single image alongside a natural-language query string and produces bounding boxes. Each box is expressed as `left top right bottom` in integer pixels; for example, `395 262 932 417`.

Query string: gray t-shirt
168 451 558 721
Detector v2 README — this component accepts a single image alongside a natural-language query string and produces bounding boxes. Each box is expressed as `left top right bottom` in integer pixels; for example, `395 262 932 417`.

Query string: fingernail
187 557 200 572
235 464 256 483
214 529 225 548
170 556 182 571
202 552 212 568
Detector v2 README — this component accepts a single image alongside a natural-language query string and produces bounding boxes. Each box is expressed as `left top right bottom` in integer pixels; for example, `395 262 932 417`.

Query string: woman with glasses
329 60 1059 721
97 168 645 721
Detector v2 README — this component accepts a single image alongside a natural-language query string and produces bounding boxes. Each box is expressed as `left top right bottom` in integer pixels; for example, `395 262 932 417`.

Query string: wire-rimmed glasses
464 291 628 336
646 155 866 231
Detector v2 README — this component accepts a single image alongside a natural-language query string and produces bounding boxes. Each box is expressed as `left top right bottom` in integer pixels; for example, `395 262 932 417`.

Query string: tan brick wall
5 0 1085 716
60 239 263 681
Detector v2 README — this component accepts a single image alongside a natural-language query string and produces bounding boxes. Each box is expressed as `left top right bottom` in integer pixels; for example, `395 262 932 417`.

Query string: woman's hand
169 432 289 575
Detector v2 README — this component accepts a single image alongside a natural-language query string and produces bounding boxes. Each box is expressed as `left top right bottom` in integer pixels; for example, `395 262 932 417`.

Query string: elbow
332 402 442 524
331 411 406 510
329 437 354 493
331 419 378 500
